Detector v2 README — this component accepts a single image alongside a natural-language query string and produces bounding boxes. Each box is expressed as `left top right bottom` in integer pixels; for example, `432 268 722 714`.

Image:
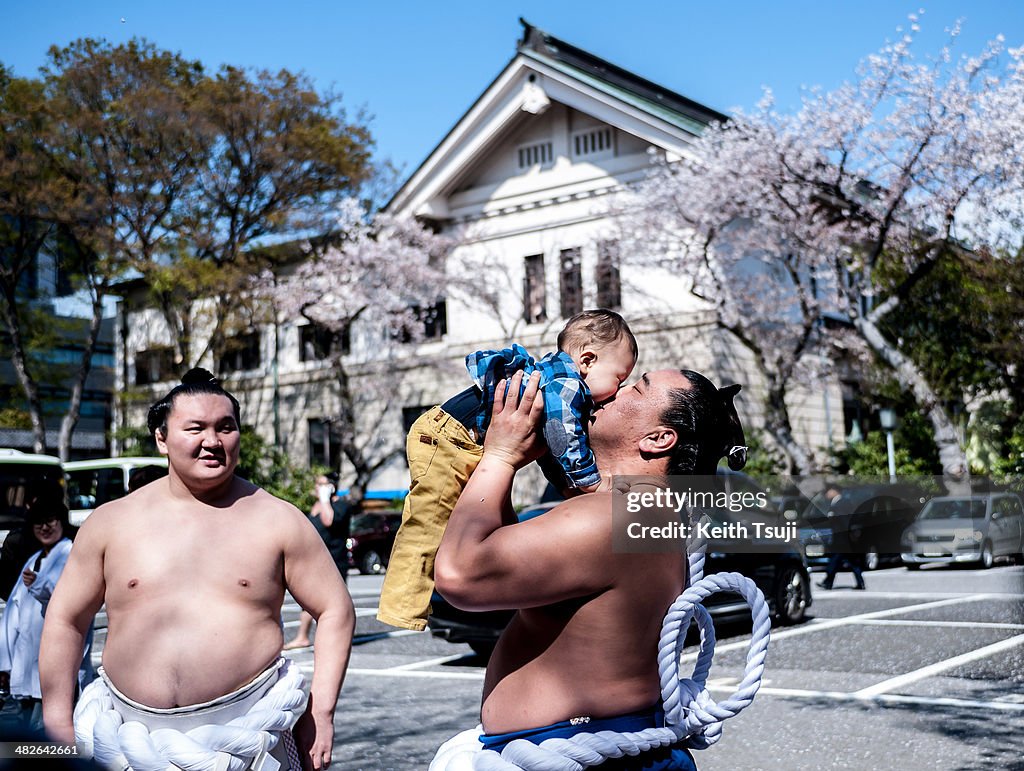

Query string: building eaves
517 18 729 131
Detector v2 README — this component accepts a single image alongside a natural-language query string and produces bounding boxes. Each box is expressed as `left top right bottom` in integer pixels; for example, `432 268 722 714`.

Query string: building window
559 248 583 318
394 300 448 344
517 141 553 169
134 346 176 386
596 240 622 309
218 331 261 374
308 418 342 470
572 127 615 158
301 323 350 362
523 254 546 324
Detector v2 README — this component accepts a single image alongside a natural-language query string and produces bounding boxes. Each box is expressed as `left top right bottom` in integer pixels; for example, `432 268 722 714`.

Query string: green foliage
970 405 1024 479
110 424 157 456
237 425 319 512
0 407 31 429
832 408 940 478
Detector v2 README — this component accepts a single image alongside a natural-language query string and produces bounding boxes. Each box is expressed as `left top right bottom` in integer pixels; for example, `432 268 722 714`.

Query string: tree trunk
57 284 105 462
0 288 48 453
764 384 818 475
854 316 967 477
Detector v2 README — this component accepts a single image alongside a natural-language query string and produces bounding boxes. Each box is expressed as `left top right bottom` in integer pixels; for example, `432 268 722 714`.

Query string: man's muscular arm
40 510 108 744
282 504 355 771
436 371 613 612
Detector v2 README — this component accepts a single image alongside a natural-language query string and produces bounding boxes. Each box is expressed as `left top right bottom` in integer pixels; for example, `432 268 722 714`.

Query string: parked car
901 493 1024 569
64 457 169 525
797 483 927 570
346 510 402 574
428 484 813 657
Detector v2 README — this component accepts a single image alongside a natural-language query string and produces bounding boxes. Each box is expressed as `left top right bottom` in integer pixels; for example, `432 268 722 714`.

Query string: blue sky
3 1 1023 182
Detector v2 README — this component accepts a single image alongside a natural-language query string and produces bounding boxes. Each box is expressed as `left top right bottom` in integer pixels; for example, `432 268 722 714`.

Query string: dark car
428 490 813 657
346 510 402 575
796 484 927 570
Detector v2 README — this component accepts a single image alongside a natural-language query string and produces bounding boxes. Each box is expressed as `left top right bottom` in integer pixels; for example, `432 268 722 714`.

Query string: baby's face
579 337 636 403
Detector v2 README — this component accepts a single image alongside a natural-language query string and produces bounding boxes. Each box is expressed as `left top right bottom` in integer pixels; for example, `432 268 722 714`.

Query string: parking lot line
853 632 1024 697
680 593 997 662
346 667 486 680
723 685 1024 713
388 653 475 671
853 618 1024 631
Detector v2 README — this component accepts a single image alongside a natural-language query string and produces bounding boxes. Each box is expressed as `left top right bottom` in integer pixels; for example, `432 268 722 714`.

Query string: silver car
901 493 1024 569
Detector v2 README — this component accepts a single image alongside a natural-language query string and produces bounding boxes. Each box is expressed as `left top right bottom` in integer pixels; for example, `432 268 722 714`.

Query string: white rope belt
432 531 772 770
74 659 307 771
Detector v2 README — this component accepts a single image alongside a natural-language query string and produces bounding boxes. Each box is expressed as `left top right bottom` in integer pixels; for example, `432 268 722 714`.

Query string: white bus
64 457 168 526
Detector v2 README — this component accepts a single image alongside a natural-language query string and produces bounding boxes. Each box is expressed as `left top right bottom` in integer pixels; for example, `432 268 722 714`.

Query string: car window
67 468 128 509
0 462 64 531
993 497 1022 519
919 499 986 520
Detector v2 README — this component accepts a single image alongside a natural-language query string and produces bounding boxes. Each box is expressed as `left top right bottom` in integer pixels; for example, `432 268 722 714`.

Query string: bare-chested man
431 368 745 770
40 369 354 771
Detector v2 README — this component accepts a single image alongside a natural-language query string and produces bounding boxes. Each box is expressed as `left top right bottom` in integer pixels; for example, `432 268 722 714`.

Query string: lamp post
879 407 898 483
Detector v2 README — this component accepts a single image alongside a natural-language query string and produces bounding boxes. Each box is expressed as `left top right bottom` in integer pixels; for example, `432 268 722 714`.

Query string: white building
116 21 848 497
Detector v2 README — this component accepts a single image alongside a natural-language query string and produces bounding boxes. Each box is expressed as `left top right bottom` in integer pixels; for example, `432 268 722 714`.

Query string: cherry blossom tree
263 199 454 501
620 16 1024 477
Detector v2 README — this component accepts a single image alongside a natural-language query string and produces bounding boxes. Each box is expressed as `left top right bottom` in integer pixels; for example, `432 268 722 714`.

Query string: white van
64 457 168 525
0 448 65 544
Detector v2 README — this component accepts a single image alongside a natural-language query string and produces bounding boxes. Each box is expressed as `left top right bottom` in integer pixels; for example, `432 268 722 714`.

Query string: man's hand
482 370 545 469
293 706 334 770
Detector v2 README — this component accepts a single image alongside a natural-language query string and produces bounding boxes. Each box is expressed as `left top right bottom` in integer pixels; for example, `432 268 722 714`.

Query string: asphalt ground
83 563 1024 770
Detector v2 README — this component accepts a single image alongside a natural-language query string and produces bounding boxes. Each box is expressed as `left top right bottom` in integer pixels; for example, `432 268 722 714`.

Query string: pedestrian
40 368 354 771
0 489 92 736
817 487 867 591
285 476 351 650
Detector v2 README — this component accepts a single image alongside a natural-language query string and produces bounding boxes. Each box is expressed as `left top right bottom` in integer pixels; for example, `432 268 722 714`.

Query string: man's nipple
127 579 139 589
238 579 250 588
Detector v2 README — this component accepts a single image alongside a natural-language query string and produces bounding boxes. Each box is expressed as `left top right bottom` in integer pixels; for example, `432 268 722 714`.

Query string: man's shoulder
532 493 614 537
236 482 304 519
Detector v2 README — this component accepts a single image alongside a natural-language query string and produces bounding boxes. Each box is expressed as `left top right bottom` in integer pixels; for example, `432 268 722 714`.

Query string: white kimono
0 537 93 697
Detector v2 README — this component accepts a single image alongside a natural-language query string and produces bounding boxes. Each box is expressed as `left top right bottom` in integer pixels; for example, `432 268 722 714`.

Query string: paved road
89 564 1024 770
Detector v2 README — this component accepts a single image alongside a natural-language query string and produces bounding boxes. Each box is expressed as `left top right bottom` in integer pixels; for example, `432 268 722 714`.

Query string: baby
377 309 638 631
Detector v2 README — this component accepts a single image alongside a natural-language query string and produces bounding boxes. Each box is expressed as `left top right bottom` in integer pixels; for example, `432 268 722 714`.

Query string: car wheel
865 547 880 571
979 541 994 570
360 550 385 575
905 563 921 571
774 566 809 625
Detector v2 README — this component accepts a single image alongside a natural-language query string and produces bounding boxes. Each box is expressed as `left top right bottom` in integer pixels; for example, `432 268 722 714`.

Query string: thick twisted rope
75 659 307 771
459 518 772 770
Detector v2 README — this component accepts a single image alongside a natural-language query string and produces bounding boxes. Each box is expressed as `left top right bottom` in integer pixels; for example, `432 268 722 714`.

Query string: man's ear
154 429 169 456
577 349 596 376
639 426 677 454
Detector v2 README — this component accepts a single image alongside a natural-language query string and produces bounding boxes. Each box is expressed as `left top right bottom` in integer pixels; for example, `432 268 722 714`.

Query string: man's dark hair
557 309 638 360
660 370 747 475
147 368 241 438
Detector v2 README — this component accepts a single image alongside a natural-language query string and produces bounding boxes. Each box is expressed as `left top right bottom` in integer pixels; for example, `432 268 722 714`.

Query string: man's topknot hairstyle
660 370 747 476
147 367 241 438
556 309 638 360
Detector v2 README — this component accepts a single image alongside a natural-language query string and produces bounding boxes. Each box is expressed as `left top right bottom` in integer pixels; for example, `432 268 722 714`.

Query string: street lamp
879 407 898 483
